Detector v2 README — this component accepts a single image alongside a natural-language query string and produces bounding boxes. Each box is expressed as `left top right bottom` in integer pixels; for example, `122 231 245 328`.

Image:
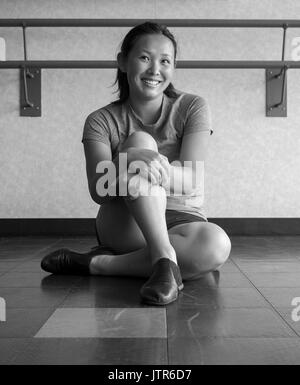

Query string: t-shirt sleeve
81 111 111 146
184 96 213 136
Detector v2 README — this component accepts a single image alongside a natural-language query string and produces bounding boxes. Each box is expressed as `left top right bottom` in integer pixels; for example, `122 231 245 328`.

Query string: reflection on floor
0 235 300 365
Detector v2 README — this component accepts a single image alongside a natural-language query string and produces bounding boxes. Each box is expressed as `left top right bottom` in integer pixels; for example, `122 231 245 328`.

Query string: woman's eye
140 56 149 61
162 59 170 65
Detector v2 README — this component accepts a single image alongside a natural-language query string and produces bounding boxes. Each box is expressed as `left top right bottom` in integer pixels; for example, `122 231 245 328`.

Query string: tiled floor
0 235 300 365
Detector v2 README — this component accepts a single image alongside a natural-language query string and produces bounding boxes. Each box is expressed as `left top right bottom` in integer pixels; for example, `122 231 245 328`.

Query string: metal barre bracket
266 25 288 117
20 24 41 116
20 66 41 117
266 67 287 117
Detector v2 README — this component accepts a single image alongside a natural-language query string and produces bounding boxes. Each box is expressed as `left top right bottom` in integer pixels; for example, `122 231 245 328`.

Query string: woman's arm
165 95 212 195
168 130 210 195
83 141 166 205
83 141 120 205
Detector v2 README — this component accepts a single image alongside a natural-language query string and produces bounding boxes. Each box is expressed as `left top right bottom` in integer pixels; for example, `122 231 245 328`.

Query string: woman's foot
140 258 184 306
41 246 114 275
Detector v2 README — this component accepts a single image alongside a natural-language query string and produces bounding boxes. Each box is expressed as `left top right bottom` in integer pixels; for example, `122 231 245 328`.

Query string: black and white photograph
0 0 300 369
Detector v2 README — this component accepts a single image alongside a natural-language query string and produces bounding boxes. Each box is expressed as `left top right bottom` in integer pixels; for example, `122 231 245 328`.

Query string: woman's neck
128 94 164 125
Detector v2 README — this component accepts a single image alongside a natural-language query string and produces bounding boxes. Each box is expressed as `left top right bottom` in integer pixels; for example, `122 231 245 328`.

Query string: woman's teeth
142 79 161 87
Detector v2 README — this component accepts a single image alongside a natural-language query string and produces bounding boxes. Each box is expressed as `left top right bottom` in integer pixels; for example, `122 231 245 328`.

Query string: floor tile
245 272 300 288
231 251 299 261
0 245 54 255
0 238 61 261
235 260 300 273
182 271 251 288
230 236 300 260
12 338 167 365
0 339 30 364
0 308 55 337
0 237 59 246
168 337 300 365
0 287 70 308
0 238 10 243
35 308 167 338
57 236 98 243
61 277 145 308
0 271 82 288
0 253 33 261
179 286 269 308
0 262 20 272
13 260 52 272
259 288 300 309
73 275 145 289
0 235 300 365
276 308 300 336
217 259 241 273
167 306 296 338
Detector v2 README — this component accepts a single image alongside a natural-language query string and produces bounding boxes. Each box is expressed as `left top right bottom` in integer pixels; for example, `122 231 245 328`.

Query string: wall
0 0 300 219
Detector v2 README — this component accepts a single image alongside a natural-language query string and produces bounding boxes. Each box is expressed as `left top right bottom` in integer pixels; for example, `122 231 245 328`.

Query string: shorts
96 208 207 245
165 209 207 230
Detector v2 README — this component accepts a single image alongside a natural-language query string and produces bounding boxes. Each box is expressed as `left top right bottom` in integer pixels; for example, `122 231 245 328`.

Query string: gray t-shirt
82 89 212 219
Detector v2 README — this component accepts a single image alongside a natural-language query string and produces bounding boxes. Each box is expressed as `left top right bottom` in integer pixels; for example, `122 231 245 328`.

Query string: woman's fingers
134 161 160 185
146 155 170 187
158 164 168 186
127 152 171 187
148 160 163 184
140 167 160 185
158 154 170 171
158 155 171 186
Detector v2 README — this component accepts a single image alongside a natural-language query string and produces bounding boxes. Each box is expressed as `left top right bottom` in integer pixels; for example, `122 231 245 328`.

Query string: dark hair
112 21 178 104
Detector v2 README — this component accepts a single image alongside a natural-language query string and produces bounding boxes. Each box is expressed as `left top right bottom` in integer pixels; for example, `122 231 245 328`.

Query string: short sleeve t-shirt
82 89 212 219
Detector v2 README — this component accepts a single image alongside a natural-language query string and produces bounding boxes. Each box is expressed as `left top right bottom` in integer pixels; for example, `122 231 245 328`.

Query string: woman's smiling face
121 34 176 101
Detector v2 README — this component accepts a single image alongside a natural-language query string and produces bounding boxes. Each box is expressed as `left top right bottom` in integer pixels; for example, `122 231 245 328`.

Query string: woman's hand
157 153 171 189
126 147 170 187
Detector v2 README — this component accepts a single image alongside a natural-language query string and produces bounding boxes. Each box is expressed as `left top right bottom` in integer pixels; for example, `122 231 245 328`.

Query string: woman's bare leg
124 180 177 265
90 221 231 281
98 131 177 266
91 131 231 280
91 178 177 273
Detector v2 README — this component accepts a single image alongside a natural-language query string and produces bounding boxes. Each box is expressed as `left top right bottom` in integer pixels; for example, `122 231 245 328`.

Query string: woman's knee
204 223 231 268
96 198 147 252
178 223 231 280
121 131 158 152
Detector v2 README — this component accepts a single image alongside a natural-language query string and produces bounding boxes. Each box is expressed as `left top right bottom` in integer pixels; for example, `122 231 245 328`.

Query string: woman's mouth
141 78 162 87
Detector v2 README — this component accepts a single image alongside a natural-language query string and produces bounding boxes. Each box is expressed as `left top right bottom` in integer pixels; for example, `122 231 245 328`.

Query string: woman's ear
117 52 126 73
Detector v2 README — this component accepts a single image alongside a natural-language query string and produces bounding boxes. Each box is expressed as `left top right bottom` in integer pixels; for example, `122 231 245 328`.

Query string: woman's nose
147 61 160 75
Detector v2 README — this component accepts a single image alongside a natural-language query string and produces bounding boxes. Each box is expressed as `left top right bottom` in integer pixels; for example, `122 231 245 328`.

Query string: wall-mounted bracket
266 24 288 117
266 67 287 117
20 67 41 116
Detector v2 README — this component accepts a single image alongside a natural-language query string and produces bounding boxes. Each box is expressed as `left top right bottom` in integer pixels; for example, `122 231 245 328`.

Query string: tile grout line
5 304 65 363
230 258 300 338
166 307 170 365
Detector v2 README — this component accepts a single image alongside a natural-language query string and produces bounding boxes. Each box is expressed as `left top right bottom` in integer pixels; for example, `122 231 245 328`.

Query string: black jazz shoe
41 246 114 275
140 258 184 306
